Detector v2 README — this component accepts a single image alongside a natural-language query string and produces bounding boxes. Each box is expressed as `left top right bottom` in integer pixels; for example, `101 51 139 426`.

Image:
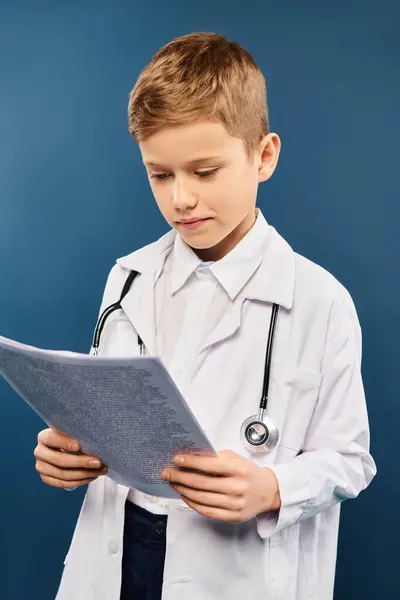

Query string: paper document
0 334 216 498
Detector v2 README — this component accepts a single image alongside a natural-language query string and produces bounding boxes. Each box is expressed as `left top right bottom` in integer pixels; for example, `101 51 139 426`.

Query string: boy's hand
161 449 281 523
34 428 108 489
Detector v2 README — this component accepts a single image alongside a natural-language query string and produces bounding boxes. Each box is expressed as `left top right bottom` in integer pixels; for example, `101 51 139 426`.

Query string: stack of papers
0 335 216 498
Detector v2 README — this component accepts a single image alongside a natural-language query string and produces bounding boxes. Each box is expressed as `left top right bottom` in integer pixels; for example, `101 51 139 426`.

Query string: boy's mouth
176 218 211 230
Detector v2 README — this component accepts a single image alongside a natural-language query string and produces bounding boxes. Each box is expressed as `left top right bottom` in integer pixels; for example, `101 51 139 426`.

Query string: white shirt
127 208 268 513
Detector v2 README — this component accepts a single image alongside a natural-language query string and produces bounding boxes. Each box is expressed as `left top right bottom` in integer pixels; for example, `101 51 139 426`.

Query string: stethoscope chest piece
240 413 279 454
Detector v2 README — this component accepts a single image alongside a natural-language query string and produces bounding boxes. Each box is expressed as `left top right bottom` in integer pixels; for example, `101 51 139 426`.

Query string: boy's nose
172 183 197 210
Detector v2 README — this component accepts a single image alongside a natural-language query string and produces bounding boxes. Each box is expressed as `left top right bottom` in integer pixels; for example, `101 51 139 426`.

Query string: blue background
0 0 398 598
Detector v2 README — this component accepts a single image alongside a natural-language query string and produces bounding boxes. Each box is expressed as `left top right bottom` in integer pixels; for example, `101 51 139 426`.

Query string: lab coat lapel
199 279 259 353
199 227 295 353
120 271 157 356
116 228 176 357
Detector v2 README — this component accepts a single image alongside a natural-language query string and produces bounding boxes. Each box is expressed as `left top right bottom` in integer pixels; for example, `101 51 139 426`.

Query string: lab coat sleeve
255 284 377 539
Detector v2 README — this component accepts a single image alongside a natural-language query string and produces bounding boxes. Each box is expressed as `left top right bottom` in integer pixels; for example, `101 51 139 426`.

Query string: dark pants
120 500 168 600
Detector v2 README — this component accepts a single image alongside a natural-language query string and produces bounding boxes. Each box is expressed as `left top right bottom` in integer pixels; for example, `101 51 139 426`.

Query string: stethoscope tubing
92 270 280 453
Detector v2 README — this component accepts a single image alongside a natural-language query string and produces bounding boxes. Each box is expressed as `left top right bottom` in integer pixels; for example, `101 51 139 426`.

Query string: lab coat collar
116 209 295 310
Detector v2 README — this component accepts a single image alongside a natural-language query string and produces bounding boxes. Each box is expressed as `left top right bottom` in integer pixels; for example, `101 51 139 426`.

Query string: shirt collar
170 208 269 300
117 208 295 310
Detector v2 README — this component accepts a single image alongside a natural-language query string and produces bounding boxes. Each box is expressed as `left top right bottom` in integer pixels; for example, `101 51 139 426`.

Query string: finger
165 468 245 496
181 496 243 523
36 459 108 482
172 452 245 477
40 474 99 489
38 428 80 452
34 444 104 470
171 483 244 512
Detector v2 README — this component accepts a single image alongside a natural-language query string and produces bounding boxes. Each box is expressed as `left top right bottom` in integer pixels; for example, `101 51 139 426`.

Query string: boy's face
139 120 280 261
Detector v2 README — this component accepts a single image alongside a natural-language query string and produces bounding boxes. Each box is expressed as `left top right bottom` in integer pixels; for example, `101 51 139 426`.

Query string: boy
34 32 376 600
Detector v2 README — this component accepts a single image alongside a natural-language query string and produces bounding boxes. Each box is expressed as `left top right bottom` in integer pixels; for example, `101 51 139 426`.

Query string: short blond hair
128 32 269 161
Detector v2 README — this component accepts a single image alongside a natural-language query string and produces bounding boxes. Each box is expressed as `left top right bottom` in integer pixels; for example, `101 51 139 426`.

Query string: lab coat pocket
269 361 322 455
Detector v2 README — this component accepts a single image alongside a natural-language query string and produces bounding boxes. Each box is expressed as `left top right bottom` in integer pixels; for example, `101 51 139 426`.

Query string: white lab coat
55 221 376 600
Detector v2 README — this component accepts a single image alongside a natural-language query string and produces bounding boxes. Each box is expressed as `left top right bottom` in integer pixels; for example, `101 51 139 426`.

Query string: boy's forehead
140 120 243 167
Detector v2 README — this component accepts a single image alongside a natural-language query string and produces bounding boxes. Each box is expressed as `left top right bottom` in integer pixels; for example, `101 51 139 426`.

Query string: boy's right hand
34 428 108 489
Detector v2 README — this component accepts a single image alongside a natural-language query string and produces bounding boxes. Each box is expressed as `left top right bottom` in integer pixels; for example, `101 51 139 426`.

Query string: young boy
34 32 376 600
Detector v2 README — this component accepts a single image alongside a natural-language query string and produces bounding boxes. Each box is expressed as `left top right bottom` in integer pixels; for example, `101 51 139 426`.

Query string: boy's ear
258 133 281 183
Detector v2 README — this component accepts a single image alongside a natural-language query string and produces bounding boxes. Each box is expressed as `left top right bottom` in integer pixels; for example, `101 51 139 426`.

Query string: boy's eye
151 173 170 180
196 169 218 178
150 169 219 181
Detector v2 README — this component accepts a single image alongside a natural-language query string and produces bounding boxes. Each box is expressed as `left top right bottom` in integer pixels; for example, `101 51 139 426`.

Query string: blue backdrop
0 1 398 598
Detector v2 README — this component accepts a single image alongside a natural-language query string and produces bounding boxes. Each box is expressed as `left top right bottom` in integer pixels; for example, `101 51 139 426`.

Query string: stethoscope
92 270 280 455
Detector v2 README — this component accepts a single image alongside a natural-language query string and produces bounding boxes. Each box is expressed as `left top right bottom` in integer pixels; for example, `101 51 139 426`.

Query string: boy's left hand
161 449 281 523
